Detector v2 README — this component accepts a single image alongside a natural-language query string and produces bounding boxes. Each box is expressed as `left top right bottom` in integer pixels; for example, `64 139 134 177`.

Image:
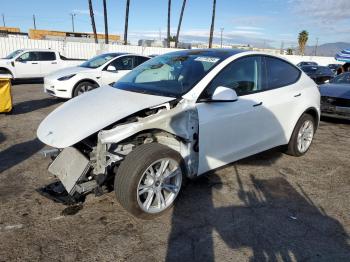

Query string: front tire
114 143 185 219
286 114 315 156
73 81 98 97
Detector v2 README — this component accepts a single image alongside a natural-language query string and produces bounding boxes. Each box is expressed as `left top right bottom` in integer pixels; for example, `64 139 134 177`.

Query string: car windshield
4 49 24 59
330 72 350 84
114 50 229 98
301 66 318 73
80 53 119 68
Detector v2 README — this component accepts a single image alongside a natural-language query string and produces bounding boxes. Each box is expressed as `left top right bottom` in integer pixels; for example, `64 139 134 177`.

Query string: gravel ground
0 83 349 262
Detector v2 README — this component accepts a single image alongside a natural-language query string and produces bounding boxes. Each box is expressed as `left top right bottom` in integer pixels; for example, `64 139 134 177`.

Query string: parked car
327 63 342 74
44 53 150 98
0 49 85 79
319 72 350 119
300 65 334 84
37 49 320 219
297 61 318 67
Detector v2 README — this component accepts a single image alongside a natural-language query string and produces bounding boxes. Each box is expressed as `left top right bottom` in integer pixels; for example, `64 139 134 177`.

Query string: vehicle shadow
165 100 349 261
165 170 350 261
0 138 44 173
0 132 5 144
11 78 44 85
12 97 62 115
321 116 350 125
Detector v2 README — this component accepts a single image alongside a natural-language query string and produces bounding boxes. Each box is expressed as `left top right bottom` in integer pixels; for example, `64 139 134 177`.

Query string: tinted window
112 56 134 70
17 52 39 61
38 52 56 61
200 55 266 98
134 56 150 67
265 56 300 89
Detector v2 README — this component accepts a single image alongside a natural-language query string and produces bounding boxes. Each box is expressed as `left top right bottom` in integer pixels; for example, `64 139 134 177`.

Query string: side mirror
211 86 238 102
16 57 24 62
106 65 117 72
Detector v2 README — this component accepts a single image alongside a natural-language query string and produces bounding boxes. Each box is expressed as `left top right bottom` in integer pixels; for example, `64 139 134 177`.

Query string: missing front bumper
48 147 91 195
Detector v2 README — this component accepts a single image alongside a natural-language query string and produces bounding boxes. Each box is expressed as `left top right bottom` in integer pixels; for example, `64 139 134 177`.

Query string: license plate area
48 147 90 195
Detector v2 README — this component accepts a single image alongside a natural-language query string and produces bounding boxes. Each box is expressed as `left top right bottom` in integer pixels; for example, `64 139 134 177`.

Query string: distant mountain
304 42 350 57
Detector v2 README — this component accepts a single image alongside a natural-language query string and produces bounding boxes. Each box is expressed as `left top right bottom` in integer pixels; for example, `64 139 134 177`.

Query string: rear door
14 51 41 78
101 56 135 86
261 56 303 144
37 51 59 76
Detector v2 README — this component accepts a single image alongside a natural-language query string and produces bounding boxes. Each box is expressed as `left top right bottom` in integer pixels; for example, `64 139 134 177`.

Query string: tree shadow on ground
0 138 44 173
166 157 350 261
11 98 62 115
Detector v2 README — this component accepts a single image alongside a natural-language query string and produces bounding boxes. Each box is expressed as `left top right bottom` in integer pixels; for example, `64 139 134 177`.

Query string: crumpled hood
319 83 350 99
37 85 175 148
46 66 92 79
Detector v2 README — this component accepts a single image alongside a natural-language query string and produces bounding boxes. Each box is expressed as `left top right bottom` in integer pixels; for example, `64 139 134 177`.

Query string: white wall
0 37 181 59
0 37 341 66
281 55 341 66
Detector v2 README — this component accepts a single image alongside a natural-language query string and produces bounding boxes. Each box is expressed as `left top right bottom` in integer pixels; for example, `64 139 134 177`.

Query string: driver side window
17 52 38 62
110 56 134 71
200 55 266 99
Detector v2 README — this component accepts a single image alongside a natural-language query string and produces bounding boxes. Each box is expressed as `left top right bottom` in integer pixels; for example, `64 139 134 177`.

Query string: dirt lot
0 83 349 262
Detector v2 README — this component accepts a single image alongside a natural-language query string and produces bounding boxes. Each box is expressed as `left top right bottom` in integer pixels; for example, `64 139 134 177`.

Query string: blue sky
1 0 350 48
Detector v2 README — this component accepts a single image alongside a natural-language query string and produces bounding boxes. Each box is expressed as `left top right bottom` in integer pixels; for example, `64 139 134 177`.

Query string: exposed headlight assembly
58 74 76 81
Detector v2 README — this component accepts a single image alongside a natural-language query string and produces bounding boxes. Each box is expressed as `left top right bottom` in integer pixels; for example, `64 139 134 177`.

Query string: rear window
265 56 301 89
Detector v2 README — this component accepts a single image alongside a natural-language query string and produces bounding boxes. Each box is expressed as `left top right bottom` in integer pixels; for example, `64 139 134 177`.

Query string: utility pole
103 0 109 44
33 14 37 29
70 13 76 32
314 37 319 56
220 27 224 48
2 14 5 27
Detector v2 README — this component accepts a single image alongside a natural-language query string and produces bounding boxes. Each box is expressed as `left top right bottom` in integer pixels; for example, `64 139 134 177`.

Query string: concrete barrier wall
0 37 341 66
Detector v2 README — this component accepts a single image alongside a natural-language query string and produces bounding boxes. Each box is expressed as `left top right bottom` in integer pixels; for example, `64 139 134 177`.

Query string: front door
101 56 135 86
196 55 285 175
14 51 41 78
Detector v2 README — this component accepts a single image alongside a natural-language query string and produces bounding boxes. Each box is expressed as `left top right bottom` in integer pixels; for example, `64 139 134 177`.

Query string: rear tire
73 81 98 97
114 143 185 219
286 114 315 156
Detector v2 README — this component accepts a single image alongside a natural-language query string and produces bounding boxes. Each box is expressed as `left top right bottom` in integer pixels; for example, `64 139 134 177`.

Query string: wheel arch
72 78 99 97
303 107 320 127
0 67 14 77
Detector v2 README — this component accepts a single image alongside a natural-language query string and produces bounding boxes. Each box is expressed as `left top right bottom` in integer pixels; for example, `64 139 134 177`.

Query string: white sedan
44 53 150 98
37 49 320 219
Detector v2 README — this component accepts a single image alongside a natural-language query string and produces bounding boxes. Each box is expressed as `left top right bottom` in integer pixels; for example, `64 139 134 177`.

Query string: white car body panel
37 85 175 148
43 54 149 99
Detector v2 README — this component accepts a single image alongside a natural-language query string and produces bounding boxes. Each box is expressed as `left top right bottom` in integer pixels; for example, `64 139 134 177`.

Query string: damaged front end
43 99 199 199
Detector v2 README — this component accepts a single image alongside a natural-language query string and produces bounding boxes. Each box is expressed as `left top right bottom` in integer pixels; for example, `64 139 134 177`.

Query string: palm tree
88 0 98 44
298 30 309 56
167 0 171 48
175 0 187 48
208 0 216 48
103 0 109 44
124 0 131 45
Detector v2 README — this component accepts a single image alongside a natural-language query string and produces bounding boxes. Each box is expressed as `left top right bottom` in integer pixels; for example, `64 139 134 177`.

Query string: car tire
73 81 98 97
286 114 315 157
114 143 185 219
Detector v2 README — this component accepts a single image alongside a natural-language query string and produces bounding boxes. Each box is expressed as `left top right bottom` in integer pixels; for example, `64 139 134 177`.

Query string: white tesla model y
37 49 320 219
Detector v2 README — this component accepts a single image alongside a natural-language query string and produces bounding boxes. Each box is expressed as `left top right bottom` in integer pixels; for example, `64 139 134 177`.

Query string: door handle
51 62 57 64
31 62 38 64
253 102 263 107
294 93 301 97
